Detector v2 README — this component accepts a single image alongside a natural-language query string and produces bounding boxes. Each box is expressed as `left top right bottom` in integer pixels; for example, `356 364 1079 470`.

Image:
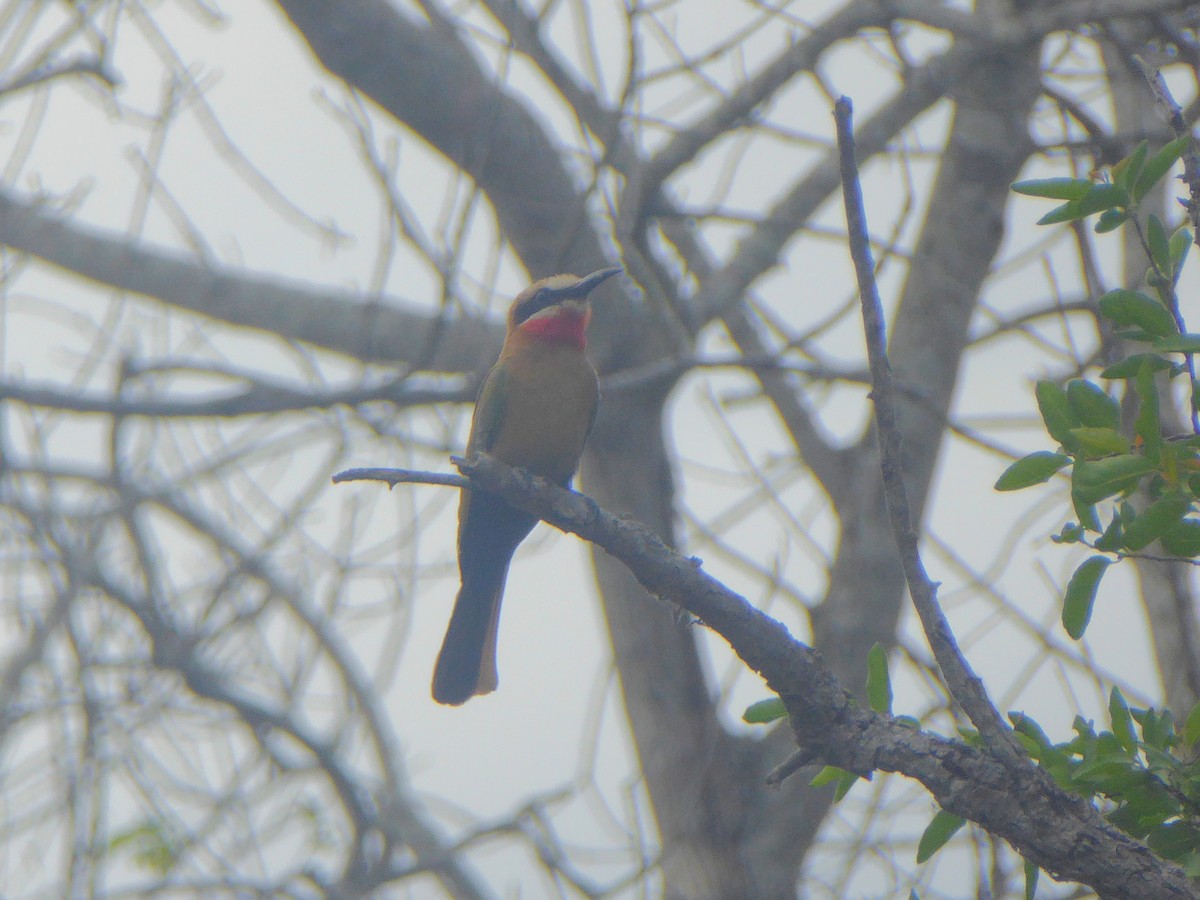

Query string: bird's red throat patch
519 307 591 349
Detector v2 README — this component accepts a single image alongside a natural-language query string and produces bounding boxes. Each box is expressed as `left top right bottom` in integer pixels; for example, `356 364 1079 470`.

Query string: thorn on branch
765 747 819 788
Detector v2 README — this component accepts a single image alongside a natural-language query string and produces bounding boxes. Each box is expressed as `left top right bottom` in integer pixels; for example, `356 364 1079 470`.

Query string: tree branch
1 374 472 418
0 188 502 370
340 453 1196 898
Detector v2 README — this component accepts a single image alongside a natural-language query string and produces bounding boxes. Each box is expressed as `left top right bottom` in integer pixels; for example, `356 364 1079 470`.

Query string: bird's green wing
467 364 509 454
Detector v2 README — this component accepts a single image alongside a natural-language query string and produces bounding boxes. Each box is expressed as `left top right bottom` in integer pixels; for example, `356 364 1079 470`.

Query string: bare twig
333 466 466 489
833 96 1024 763
0 54 117 96
1134 56 1200 241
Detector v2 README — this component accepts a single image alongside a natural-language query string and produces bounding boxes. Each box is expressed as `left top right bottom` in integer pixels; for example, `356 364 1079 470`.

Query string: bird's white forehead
542 274 580 289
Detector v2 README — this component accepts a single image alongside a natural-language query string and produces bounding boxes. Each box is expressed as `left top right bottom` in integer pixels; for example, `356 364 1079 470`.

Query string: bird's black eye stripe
513 288 549 325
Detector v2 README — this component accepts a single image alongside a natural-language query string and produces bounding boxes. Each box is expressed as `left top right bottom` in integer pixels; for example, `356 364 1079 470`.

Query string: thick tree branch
0 188 502 370
341 454 1197 898
1 374 472 418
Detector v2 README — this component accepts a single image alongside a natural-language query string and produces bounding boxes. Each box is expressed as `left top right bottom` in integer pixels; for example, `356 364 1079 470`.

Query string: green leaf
1112 141 1149 193
1070 427 1130 457
1024 858 1039 900
1053 521 1085 543
1153 334 1200 353
1107 803 1149 837
1097 289 1178 338
1134 135 1191 202
1062 556 1111 639
1073 715 1098 741
742 698 788 724
995 451 1071 491
833 769 859 802
1078 182 1130 216
1148 822 1200 861
1121 495 1193 551
1109 687 1138 754
1035 380 1080 449
1070 486 1101 533
1134 361 1163 463
957 725 982 747
1183 702 1200 746
1095 208 1129 233
1071 455 1155 504
1010 711 1052 749
1094 513 1124 552
1012 177 1094 200
1036 184 1130 225
810 765 847 787
1119 499 1136 523
1133 706 1175 749
916 810 966 863
1073 755 1141 789
1101 353 1176 379
1148 215 1172 278
1170 227 1192 279
1036 200 1084 226
811 766 860 802
1161 519 1200 557
1067 379 1123 427
866 643 892 714
810 765 848 787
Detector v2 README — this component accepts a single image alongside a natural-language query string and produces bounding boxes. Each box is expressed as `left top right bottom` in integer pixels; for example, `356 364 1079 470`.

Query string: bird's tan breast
488 341 598 484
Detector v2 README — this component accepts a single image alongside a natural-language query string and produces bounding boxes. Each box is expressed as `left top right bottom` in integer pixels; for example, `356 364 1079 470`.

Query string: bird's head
506 266 622 349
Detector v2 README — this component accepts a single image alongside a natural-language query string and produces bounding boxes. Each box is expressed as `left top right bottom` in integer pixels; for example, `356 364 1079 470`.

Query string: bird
432 266 622 706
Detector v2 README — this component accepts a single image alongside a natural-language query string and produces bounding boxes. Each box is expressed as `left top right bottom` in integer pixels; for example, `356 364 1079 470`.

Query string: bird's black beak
514 267 623 324
558 266 622 300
